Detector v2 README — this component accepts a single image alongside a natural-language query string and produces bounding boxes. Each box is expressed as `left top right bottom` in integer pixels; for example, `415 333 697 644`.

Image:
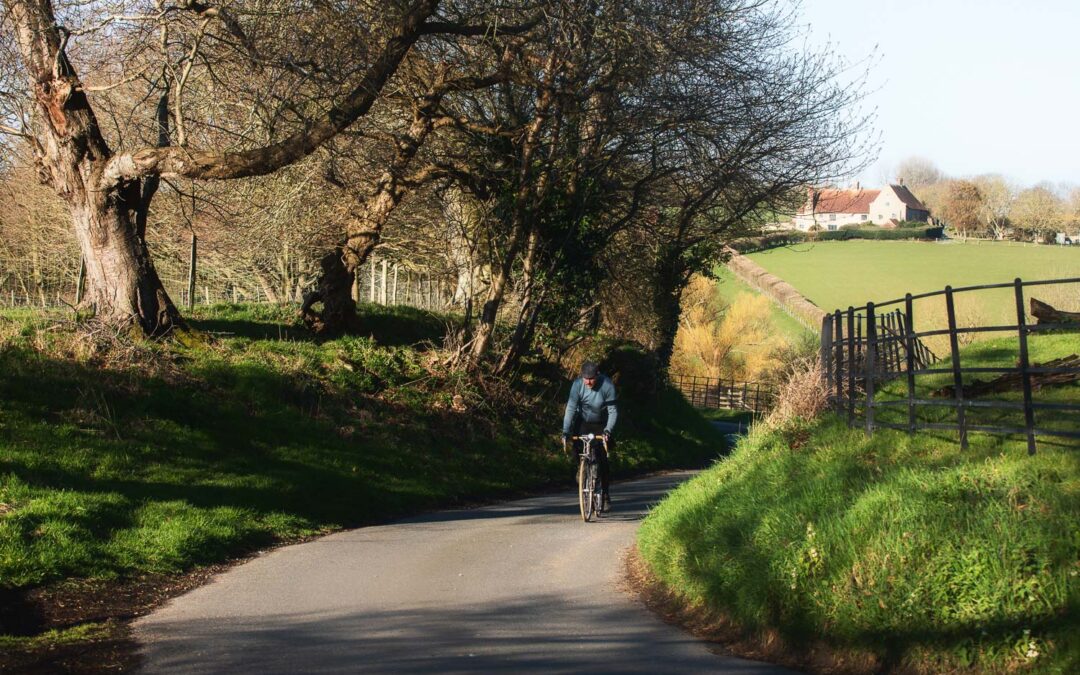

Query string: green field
747 241 1080 337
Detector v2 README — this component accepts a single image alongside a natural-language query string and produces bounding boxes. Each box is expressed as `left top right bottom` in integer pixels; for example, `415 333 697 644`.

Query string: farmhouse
793 183 930 231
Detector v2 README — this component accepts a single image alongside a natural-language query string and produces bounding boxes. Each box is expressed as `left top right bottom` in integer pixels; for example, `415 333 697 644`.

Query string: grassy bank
638 332 1080 673
713 267 812 344
0 304 724 659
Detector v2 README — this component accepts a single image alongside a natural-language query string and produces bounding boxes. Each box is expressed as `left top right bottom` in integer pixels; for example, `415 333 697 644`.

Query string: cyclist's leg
599 442 611 503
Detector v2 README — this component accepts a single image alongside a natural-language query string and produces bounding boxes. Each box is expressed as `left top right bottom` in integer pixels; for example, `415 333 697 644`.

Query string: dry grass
764 356 828 429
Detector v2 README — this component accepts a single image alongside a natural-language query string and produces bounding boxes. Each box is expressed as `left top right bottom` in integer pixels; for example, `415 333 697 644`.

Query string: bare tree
973 173 1015 240
1011 183 1063 241
938 179 983 238
2 0 454 335
894 156 943 188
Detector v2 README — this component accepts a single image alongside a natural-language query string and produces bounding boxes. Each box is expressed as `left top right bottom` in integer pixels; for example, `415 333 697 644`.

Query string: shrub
729 225 943 253
764 356 828 429
728 231 809 253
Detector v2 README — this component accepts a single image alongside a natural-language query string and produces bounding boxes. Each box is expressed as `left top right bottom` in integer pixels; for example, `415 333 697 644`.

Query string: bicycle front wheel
578 459 591 521
585 462 599 522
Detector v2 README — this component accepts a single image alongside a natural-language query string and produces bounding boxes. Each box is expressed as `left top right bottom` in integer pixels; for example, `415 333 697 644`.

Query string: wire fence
0 244 460 313
820 277 1080 453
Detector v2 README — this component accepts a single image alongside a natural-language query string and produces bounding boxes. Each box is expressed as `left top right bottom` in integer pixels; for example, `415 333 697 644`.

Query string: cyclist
561 361 618 509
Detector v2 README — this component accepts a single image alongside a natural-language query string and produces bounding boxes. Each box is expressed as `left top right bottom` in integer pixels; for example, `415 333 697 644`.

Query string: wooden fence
820 277 1080 453
671 375 775 415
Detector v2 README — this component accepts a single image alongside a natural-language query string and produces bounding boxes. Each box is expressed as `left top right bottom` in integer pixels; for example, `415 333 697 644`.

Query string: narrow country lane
135 472 793 674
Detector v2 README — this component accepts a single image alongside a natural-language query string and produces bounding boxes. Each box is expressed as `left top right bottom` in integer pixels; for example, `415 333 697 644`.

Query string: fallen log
932 355 1080 398
1031 298 1080 325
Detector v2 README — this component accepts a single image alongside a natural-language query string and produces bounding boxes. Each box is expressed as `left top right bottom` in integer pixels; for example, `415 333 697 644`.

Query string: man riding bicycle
562 361 618 509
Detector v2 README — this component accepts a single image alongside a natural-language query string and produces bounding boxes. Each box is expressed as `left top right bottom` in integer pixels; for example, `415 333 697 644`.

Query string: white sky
800 0 1080 189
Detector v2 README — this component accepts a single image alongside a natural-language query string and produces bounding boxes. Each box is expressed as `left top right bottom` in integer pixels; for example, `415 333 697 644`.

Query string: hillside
0 304 725 670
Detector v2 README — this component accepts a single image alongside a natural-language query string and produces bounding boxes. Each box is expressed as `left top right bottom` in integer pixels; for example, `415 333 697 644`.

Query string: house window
861 214 868 221
877 215 882 220
829 214 836 221
828 224 838 231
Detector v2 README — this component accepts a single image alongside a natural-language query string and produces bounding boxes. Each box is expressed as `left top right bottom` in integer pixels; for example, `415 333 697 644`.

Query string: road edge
621 544 883 674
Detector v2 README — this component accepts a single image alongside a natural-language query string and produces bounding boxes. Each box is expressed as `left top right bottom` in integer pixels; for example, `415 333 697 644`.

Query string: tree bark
495 227 542 375
468 68 557 361
651 251 689 374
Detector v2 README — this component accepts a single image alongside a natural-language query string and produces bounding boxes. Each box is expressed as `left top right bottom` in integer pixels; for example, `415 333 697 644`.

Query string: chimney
898 177 905 187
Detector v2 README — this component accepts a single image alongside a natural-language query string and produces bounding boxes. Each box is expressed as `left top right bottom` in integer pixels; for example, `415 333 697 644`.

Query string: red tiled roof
801 189 879 215
890 184 928 212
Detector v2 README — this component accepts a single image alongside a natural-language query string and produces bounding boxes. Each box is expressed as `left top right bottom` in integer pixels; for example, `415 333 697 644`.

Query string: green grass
747 240 1080 334
638 332 1080 673
713 267 813 343
697 409 756 426
0 303 725 595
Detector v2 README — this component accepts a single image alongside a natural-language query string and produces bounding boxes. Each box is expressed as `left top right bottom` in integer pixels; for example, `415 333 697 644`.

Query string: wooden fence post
821 314 833 400
392 265 399 305
944 286 968 449
380 260 388 304
369 260 376 303
904 294 917 434
187 234 197 310
855 311 862 361
833 310 844 414
846 307 857 425
1013 278 1037 455
863 302 877 436
888 312 901 374
75 257 86 305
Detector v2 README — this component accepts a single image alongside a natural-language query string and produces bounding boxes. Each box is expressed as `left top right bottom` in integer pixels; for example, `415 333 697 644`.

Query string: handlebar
566 433 610 454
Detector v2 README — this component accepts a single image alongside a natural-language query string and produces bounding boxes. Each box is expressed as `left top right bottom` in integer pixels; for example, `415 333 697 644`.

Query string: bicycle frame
571 433 608 522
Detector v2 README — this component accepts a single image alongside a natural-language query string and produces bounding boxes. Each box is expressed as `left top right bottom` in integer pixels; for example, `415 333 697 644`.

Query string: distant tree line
891 157 1080 242
0 0 872 375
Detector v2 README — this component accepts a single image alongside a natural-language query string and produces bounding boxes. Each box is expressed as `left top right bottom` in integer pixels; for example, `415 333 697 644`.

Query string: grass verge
638 333 1080 673
0 303 725 670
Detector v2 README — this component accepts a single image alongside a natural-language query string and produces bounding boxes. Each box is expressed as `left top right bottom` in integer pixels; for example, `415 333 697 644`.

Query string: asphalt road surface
135 471 792 674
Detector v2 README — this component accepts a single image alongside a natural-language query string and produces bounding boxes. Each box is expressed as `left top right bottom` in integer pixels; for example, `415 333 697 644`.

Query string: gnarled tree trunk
9 0 182 335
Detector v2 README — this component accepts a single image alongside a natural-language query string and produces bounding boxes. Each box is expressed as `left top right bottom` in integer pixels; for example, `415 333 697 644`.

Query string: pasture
747 240 1080 328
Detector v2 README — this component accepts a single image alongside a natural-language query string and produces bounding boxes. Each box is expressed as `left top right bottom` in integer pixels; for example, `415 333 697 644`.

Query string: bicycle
570 433 609 522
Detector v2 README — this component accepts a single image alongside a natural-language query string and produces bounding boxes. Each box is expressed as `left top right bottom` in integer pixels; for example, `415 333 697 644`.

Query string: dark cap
580 361 599 378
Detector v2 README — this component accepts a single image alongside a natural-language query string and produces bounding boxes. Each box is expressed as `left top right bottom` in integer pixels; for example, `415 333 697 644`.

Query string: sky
800 0 1080 189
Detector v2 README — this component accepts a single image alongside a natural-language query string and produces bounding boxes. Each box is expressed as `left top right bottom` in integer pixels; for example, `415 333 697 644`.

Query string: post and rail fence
671 374 776 415
820 277 1080 454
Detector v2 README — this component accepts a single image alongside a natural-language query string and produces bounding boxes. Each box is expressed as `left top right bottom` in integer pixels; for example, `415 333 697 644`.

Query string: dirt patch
0 563 238 673
622 545 897 674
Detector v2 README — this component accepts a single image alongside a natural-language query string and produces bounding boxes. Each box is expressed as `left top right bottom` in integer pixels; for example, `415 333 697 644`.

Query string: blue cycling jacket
562 374 618 436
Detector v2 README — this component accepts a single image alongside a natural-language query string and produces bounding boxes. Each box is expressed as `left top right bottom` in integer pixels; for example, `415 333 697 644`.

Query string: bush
815 226 943 242
728 231 809 253
729 226 942 253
